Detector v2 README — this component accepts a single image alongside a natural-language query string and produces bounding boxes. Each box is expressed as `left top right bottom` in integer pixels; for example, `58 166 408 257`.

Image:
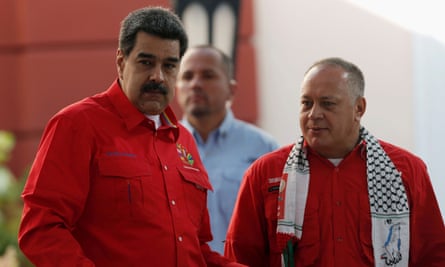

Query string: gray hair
305 57 365 100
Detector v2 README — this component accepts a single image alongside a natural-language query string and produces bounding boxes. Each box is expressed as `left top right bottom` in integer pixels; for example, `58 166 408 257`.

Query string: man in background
176 44 280 253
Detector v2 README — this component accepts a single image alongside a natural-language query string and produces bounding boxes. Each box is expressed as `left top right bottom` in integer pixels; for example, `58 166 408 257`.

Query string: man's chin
305 137 326 151
139 101 164 115
188 106 209 117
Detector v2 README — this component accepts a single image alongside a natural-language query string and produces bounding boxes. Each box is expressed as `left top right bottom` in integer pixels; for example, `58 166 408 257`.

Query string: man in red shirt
18 6 245 267
224 57 445 267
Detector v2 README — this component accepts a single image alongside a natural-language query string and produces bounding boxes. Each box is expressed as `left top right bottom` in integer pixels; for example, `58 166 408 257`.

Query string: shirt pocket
264 187 321 266
295 199 321 267
359 194 374 265
97 157 151 220
177 166 212 228
264 187 280 253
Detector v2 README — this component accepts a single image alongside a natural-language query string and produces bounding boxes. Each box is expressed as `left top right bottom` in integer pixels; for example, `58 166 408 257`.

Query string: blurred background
1 0 444 265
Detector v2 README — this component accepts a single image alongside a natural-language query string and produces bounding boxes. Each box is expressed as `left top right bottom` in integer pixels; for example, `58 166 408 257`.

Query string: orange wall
0 0 257 177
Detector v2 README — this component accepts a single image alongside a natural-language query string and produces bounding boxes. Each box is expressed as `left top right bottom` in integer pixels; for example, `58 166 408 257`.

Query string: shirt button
337 236 343 242
171 200 176 205
178 236 183 242
164 165 168 170
336 201 342 206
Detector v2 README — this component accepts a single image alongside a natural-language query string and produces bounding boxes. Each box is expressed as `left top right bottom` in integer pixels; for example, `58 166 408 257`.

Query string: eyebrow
300 95 337 100
320 96 336 100
136 52 180 63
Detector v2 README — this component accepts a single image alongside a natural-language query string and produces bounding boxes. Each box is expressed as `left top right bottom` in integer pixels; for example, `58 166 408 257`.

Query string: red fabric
225 143 445 267
18 80 245 267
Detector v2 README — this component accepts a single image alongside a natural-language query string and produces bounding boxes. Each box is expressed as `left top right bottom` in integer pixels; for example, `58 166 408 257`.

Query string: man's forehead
135 51 179 63
180 58 221 74
133 32 180 59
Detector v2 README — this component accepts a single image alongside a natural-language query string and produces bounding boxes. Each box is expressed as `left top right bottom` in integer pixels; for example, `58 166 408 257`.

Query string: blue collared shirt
181 110 280 253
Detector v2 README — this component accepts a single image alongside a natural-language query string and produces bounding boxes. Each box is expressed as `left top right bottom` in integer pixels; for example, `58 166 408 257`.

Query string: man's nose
149 65 165 83
189 76 204 90
308 104 323 119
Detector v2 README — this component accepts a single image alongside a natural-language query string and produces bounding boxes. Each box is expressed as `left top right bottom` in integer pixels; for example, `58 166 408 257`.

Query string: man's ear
355 96 366 121
116 49 125 80
229 79 237 99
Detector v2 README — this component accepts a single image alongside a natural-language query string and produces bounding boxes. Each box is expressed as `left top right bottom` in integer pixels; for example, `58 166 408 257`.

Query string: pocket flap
177 166 213 191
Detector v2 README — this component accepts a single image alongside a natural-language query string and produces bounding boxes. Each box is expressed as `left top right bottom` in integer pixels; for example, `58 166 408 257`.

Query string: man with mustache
18 7 245 267
224 57 445 266
176 45 279 254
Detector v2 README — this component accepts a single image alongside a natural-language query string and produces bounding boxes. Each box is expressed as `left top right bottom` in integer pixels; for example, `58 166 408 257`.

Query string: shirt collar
304 138 366 160
106 79 179 131
181 109 235 141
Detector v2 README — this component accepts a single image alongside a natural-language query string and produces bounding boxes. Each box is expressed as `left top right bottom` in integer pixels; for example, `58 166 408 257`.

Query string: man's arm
18 115 94 266
224 164 271 267
407 159 445 266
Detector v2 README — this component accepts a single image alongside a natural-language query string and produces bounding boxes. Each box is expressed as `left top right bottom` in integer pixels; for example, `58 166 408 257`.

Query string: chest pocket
295 197 321 267
96 157 151 220
359 194 373 265
177 166 212 228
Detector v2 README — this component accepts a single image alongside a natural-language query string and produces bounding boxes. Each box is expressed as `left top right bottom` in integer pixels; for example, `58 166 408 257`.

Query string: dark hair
306 57 365 99
190 44 234 79
119 6 188 57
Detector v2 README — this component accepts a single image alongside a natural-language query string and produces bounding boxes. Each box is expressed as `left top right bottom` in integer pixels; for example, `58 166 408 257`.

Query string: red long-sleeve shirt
225 142 445 267
19 80 244 267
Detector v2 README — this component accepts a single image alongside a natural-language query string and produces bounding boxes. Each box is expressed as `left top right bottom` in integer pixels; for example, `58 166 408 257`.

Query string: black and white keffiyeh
277 127 410 267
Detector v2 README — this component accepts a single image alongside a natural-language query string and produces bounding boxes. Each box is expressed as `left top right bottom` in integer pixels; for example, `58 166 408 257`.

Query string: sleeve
224 162 271 267
18 114 95 266
199 204 247 267
407 159 445 266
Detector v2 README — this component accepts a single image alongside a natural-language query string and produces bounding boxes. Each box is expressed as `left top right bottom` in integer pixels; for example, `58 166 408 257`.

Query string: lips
142 90 163 95
310 127 323 130
308 126 326 133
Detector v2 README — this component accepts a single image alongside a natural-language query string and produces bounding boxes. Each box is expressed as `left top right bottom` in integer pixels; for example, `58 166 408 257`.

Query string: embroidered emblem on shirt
176 143 194 166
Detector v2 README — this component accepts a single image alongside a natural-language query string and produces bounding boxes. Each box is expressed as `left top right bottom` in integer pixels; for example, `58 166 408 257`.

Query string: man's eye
202 73 215 79
322 101 335 107
164 63 177 70
140 60 152 66
301 100 312 107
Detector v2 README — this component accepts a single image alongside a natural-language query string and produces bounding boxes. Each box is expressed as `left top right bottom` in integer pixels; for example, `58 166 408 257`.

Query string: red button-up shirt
225 142 445 267
19 80 244 267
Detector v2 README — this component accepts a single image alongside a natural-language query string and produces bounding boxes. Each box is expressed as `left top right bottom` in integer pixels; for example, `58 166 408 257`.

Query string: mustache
141 82 168 95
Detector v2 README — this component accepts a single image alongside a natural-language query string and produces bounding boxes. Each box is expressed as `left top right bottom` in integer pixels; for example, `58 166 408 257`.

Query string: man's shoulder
379 140 426 168
250 144 293 168
244 144 293 182
232 117 265 132
232 118 278 142
57 90 108 116
44 90 112 132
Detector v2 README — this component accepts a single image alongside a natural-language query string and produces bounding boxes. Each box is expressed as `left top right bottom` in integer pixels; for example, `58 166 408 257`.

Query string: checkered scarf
277 127 410 267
